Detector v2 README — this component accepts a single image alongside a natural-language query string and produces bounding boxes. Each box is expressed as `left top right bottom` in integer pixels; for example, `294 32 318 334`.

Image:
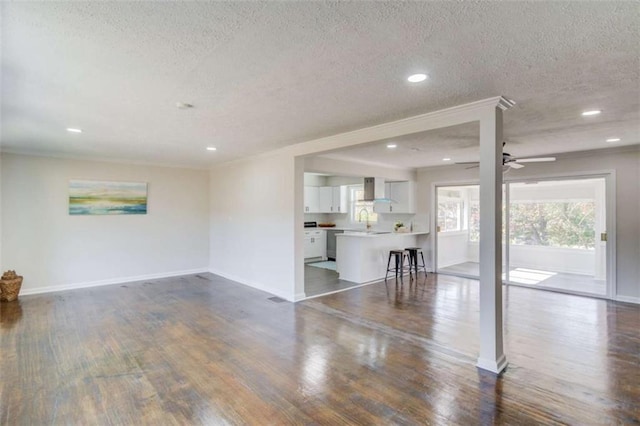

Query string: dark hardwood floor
304 263 365 297
1 273 638 424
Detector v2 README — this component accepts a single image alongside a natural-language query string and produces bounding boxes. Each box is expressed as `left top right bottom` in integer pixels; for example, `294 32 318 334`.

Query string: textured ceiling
1 1 638 168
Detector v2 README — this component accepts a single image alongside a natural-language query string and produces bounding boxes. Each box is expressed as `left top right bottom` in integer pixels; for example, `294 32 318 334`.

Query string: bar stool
405 247 427 278
385 249 410 282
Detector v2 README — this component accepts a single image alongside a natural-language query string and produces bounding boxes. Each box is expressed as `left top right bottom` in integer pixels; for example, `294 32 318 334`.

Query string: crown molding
285 96 515 158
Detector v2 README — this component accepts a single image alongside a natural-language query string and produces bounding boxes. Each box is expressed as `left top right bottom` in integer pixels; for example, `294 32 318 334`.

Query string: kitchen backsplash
303 213 331 223
304 212 429 232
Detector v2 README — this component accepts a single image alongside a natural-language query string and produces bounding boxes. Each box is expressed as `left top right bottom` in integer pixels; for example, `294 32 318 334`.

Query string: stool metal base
385 250 410 283
404 247 427 278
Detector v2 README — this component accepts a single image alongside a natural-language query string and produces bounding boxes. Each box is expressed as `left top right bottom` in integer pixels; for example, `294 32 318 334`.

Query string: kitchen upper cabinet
305 186 347 213
304 186 320 213
374 181 415 214
331 186 347 213
318 186 333 213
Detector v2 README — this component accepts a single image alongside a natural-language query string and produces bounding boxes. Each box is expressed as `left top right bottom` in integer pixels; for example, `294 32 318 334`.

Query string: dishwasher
325 229 344 260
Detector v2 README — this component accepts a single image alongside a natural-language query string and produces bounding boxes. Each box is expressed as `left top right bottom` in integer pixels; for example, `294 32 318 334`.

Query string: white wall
508 245 595 275
303 173 327 186
1 153 210 294
438 232 471 268
417 147 640 300
0 153 3 274
209 151 298 300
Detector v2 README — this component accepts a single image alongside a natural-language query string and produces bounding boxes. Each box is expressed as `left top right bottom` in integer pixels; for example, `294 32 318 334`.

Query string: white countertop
337 230 429 238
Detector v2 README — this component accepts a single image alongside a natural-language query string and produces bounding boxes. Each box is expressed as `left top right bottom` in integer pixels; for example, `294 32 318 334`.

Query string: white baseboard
615 295 640 305
20 268 210 296
208 268 295 302
294 292 307 301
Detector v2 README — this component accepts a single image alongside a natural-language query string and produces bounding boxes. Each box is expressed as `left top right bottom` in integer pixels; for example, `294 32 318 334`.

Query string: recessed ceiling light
206 147 217 151
442 158 451 161
606 138 620 143
66 128 82 133
407 73 428 83
386 143 397 149
581 110 601 116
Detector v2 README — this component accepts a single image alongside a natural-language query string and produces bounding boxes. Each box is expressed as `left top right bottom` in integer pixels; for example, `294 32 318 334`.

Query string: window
468 201 480 241
438 199 464 232
437 188 466 232
509 201 595 249
350 185 378 224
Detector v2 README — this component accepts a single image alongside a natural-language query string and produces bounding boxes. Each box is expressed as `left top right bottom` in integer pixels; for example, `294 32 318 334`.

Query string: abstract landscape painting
69 180 147 215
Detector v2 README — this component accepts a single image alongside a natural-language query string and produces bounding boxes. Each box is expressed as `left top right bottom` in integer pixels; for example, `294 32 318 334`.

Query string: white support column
477 106 507 374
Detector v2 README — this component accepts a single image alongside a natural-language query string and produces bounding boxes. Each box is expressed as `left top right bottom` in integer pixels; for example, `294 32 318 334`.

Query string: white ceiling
1 2 638 169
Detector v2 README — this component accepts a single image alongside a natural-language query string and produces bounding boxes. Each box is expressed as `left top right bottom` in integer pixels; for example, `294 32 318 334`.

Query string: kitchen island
336 231 429 283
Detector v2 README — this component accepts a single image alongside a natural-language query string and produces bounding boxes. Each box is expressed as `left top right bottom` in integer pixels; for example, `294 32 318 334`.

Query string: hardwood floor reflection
1 273 638 424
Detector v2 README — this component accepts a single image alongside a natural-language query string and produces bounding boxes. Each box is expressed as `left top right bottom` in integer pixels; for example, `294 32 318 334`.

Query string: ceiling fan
455 142 556 170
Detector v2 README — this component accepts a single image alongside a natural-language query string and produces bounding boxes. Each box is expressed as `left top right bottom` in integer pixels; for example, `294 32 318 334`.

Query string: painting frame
69 179 148 215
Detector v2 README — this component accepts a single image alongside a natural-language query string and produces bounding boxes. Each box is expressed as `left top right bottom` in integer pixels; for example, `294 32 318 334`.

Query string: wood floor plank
1 272 638 425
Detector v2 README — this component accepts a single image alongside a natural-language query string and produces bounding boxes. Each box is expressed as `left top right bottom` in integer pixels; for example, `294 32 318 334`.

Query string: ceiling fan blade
514 157 556 163
508 162 525 169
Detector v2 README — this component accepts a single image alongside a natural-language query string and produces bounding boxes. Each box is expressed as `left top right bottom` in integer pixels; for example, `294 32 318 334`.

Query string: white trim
297 279 388 301
294 292 307 301
615 295 640 305
605 171 616 300
208 268 295 302
0 149 209 171
20 268 210 296
477 354 508 375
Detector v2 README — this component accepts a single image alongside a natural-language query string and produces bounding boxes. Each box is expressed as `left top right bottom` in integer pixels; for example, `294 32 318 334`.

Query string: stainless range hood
362 177 392 202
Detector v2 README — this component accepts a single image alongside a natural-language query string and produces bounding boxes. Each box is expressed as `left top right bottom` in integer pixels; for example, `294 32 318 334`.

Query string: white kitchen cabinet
374 181 415 214
304 186 320 213
304 230 327 260
306 186 347 213
318 186 333 213
332 186 347 213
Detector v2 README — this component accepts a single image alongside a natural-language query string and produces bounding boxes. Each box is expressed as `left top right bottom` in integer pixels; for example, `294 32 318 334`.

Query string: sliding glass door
507 178 607 296
436 176 609 297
